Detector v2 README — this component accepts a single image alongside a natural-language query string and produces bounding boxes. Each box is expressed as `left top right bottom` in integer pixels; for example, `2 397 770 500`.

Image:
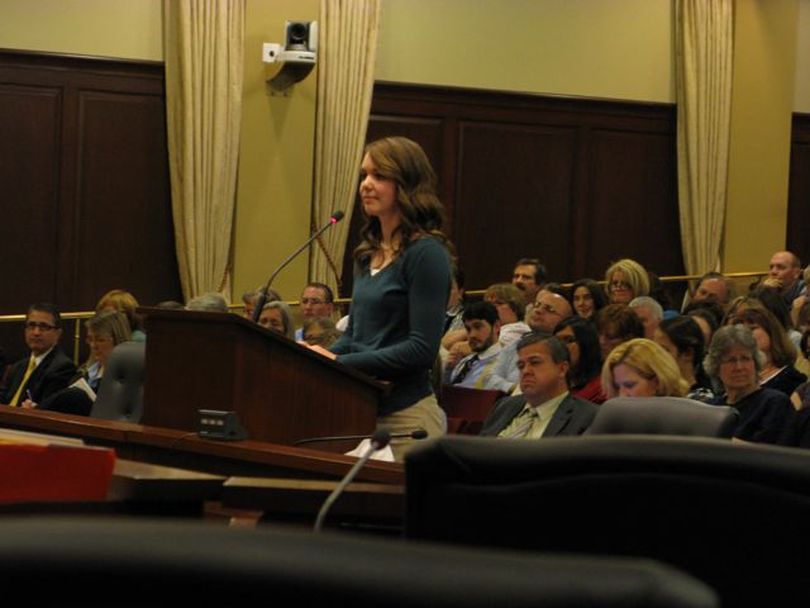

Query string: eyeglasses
608 281 632 291
720 354 754 367
25 321 57 331
301 298 326 305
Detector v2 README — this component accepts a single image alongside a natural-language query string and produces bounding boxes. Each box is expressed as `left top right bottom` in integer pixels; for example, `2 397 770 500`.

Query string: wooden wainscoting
341 82 683 295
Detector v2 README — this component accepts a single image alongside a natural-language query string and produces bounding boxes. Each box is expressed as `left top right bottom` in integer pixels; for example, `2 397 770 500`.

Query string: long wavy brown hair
354 136 454 264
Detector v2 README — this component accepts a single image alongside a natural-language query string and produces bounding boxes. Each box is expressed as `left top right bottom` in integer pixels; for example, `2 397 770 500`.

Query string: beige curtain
164 0 245 300
309 0 381 293
675 0 734 275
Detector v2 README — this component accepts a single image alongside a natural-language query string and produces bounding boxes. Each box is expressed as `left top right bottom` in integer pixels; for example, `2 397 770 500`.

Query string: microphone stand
251 211 344 323
313 430 391 533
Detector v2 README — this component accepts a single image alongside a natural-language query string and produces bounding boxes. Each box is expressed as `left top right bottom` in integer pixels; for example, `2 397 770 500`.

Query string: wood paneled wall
0 50 181 359
342 83 683 295
788 113 810 263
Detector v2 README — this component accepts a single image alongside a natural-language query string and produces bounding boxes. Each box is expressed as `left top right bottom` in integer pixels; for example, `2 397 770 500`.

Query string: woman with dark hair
704 325 795 444
570 278 607 322
654 316 714 403
683 301 723 347
310 136 453 460
595 303 645 359
554 317 606 404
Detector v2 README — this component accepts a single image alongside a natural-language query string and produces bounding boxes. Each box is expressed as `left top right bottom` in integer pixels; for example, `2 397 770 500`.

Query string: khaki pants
377 394 446 462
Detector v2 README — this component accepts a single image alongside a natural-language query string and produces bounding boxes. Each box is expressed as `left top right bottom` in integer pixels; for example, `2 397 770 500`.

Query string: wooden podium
141 309 383 449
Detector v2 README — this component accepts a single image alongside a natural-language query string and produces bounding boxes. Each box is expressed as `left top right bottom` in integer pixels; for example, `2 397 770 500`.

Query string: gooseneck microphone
251 210 345 323
293 428 427 447
313 429 391 533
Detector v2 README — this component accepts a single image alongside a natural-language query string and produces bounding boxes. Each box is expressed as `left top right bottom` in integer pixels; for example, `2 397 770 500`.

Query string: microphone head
411 429 428 440
370 429 391 450
330 210 345 224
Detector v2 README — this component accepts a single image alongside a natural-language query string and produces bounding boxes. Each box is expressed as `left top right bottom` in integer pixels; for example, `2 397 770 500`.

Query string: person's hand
441 328 467 350
447 341 472 368
762 276 782 290
20 399 38 409
791 294 807 327
301 343 337 360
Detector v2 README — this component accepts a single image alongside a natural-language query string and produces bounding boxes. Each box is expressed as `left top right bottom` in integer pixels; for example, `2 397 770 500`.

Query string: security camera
285 21 316 52
261 20 318 91
278 20 318 63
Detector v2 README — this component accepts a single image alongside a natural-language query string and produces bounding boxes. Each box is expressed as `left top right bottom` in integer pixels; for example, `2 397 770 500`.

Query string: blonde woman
602 338 688 399
604 259 650 305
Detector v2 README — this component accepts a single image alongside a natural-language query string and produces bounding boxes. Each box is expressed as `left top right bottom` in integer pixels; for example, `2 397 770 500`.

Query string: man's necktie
9 358 36 406
452 354 478 384
501 408 539 439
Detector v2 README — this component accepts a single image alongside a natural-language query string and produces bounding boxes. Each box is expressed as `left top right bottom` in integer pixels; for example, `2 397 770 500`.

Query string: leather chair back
587 396 738 438
90 341 145 422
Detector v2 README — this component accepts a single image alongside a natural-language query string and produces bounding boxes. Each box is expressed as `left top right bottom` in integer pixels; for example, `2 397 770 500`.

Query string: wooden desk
0 406 404 485
222 477 405 528
109 459 226 516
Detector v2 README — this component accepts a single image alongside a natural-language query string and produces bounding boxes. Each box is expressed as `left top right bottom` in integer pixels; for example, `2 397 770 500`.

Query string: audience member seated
569 278 607 322
629 296 663 339
553 317 606 404
242 287 281 319
96 289 145 342
726 304 806 397
511 256 546 303
0 303 77 406
444 302 502 389
761 250 805 309
486 289 573 393
295 282 335 340
685 271 735 312
26 310 132 415
747 286 804 350
654 316 715 403
186 292 229 312
301 317 341 349
480 333 598 438
704 324 796 444
483 283 530 346
601 338 689 399
604 258 650 305
258 300 295 339
683 301 723 346
595 303 645 359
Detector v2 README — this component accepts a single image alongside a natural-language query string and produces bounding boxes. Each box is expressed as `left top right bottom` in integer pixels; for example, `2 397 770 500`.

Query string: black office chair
405 434 810 607
90 341 145 422
587 396 738 438
0 518 717 607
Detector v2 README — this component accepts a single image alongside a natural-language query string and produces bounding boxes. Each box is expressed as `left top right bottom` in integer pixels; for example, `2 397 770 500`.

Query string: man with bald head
530 289 573 334
762 251 804 308
487 289 573 393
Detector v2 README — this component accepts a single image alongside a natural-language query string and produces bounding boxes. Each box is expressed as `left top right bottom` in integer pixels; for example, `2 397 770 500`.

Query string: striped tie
501 408 539 439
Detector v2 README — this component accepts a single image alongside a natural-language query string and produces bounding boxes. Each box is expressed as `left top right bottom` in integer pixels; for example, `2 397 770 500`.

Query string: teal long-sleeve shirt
330 237 451 416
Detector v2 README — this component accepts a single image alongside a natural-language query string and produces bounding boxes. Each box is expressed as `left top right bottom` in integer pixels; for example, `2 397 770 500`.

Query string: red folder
0 441 116 503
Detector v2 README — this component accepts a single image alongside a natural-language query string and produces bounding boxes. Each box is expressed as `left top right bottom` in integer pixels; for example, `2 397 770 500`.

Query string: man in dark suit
0 303 76 406
480 332 597 438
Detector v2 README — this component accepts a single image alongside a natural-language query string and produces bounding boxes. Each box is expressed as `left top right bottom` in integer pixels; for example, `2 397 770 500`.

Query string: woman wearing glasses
604 258 650 305
704 324 795 444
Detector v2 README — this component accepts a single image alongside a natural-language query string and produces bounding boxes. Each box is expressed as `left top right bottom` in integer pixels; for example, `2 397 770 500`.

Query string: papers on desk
344 439 395 462
70 377 97 402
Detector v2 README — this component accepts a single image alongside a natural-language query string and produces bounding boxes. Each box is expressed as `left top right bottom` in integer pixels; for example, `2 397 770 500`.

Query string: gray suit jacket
480 393 598 438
